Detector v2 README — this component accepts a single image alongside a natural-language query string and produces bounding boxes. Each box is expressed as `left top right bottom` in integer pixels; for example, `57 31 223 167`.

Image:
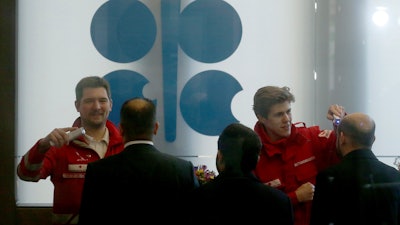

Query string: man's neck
84 126 106 141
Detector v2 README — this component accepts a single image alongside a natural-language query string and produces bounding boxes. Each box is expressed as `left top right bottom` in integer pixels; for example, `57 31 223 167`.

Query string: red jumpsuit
17 118 124 225
253 121 340 225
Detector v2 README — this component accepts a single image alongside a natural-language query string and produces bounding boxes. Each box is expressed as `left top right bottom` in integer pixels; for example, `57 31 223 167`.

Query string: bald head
337 112 375 156
119 97 158 142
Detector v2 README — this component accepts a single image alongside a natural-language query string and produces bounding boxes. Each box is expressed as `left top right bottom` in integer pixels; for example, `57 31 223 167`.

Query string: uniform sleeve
16 140 53 181
308 126 341 171
287 190 300 205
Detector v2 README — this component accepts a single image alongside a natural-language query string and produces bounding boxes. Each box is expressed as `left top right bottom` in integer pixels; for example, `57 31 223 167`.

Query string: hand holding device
333 115 341 126
50 127 86 146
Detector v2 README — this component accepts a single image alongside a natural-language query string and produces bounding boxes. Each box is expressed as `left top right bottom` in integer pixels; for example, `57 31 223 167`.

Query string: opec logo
91 0 242 142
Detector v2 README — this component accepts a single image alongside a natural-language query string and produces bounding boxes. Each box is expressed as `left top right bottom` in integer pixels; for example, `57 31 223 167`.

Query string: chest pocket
294 155 318 182
292 125 320 182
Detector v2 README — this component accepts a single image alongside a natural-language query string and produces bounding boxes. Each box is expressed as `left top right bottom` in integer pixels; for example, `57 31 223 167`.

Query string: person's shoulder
293 122 308 128
318 160 342 175
294 122 336 141
255 181 288 197
294 122 321 133
152 151 195 174
247 180 292 214
88 152 122 169
378 161 400 179
223 175 290 201
159 151 192 164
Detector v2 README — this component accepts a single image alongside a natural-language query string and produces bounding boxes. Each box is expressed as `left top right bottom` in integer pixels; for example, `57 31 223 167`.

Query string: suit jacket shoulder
79 144 197 225
311 149 400 225
190 173 294 225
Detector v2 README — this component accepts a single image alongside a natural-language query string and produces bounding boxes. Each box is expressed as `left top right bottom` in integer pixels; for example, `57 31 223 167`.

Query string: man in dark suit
78 97 199 225
190 123 294 225
310 112 400 225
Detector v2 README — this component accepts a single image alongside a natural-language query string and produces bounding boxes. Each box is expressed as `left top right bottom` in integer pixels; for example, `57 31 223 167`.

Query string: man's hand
327 104 345 121
295 182 315 202
38 127 79 153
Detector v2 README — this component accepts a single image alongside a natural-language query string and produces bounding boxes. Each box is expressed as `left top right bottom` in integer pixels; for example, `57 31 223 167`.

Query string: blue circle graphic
180 70 241 136
91 0 157 63
179 0 242 63
104 70 149 125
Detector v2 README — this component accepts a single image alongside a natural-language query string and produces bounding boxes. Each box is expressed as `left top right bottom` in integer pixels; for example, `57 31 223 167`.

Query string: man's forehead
82 87 107 94
81 87 109 99
269 101 291 113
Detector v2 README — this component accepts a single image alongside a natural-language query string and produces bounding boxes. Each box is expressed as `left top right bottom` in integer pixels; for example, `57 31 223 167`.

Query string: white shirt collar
124 140 154 148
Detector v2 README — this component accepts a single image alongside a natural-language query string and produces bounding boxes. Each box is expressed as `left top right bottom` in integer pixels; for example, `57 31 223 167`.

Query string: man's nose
283 113 290 122
93 100 101 108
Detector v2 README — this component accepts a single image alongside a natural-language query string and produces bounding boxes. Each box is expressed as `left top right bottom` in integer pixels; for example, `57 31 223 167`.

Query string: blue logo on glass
91 0 243 142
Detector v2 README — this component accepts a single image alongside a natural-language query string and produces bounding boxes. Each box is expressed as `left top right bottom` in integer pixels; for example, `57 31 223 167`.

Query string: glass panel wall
16 0 400 206
315 0 400 167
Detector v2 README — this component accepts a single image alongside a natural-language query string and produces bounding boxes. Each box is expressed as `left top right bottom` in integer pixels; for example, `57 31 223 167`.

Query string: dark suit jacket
310 149 400 225
189 171 294 225
78 143 199 225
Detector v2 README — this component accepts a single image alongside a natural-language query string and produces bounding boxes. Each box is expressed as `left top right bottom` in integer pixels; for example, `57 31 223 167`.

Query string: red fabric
253 121 340 225
17 118 124 216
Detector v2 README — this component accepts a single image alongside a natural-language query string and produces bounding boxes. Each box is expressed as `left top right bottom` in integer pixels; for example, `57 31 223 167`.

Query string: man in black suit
190 123 294 225
310 112 400 225
78 97 199 225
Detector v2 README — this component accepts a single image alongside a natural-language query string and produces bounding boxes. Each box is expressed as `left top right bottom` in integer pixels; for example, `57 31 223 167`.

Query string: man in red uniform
17 76 124 225
252 86 344 225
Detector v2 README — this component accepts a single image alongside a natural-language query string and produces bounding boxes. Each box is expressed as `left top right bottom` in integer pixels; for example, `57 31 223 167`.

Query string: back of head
337 112 376 151
217 123 262 173
253 86 295 118
119 97 156 141
75 76 111 101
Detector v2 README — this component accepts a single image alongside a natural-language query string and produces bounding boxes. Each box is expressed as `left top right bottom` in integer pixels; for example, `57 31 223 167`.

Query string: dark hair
218 123 262 173
253 86 295 118
75 76 111 101
120 97 156 139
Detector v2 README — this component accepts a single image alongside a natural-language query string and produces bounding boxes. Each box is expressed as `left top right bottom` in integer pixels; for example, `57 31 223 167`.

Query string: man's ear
216 150 224 172
74 100 79 112
339 131 346 145
217 150 223 161
153 122 159 135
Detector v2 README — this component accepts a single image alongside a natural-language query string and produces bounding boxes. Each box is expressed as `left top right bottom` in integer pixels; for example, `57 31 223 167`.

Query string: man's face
258 101 292 142
75 87 112 128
